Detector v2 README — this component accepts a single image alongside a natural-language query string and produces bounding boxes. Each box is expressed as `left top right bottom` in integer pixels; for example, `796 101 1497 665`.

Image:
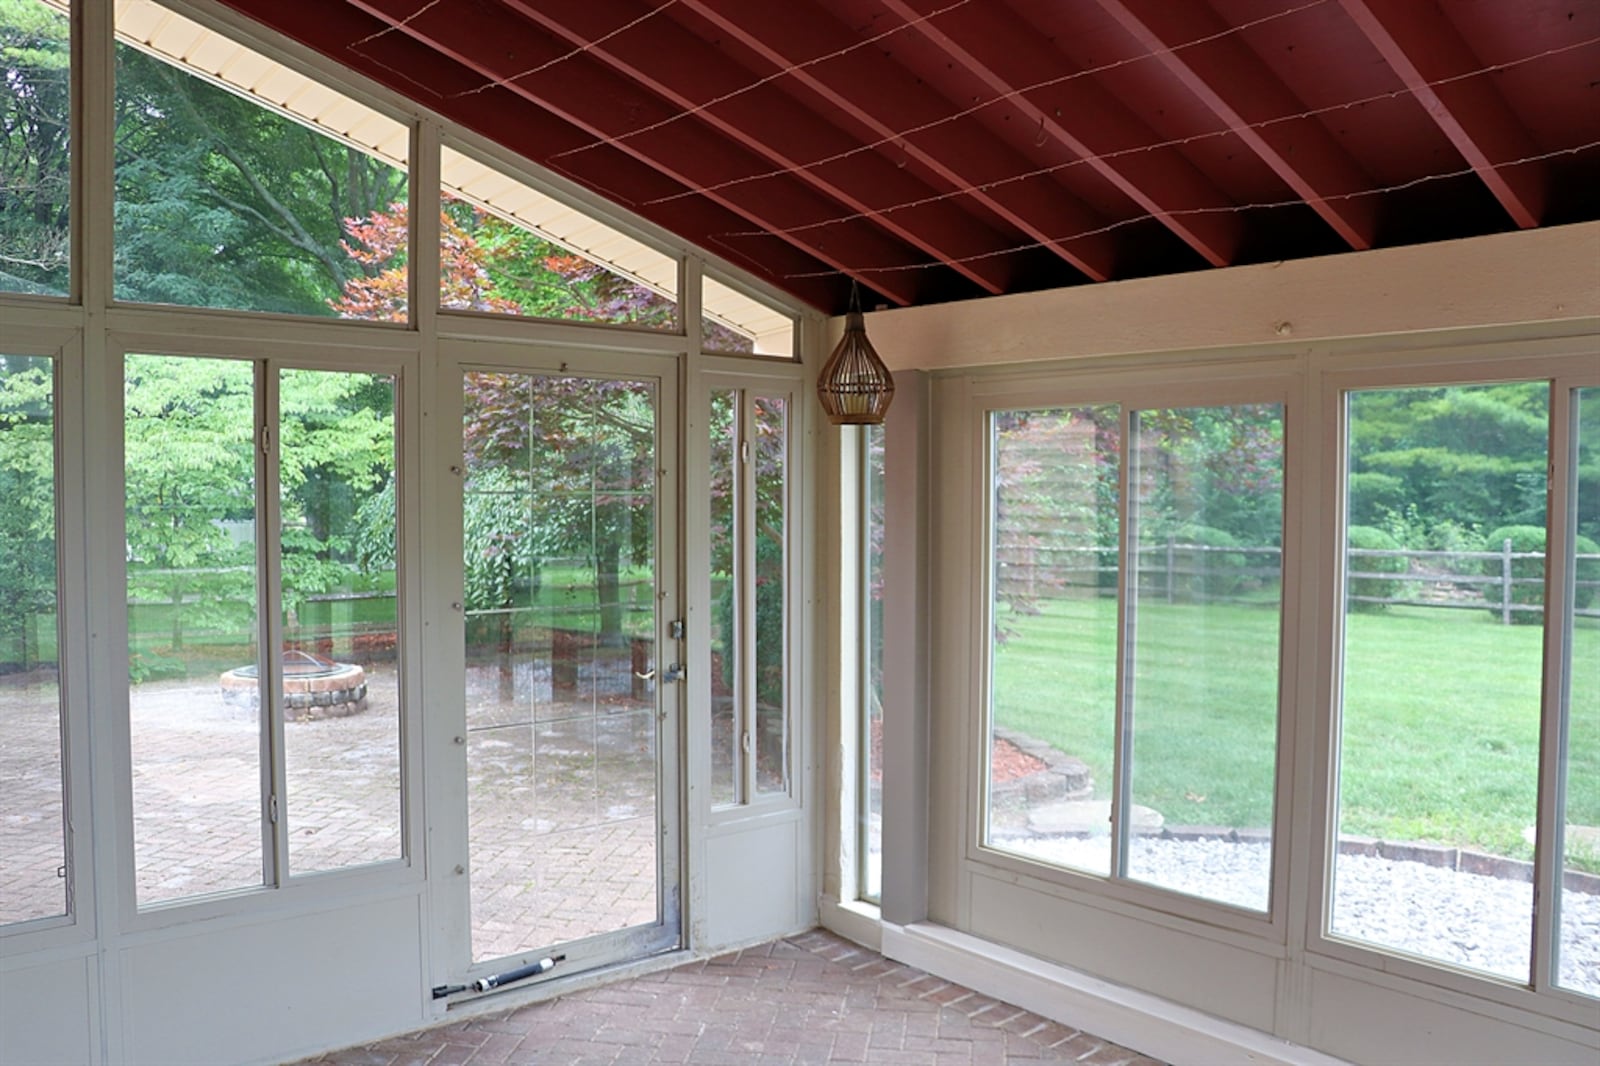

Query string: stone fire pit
219 650 368 721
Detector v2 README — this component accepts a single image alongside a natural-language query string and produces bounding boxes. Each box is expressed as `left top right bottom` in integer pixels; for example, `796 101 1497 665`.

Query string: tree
0 0 70 295
341 199 664 651
112 41 405 314
1347 383 1556 546
122 356 395 670
122 356 258 658
0 354 55 669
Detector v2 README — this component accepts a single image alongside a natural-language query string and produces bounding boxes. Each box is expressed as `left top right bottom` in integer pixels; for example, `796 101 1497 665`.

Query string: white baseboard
817 896 883 953
881 921 1350 1066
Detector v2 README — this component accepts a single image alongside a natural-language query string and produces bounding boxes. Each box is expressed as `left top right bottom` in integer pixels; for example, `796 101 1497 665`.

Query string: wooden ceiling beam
345 0 929 305
501 0 1032 296
1340 0 1544 228
1095 0 1378 250
678 0 1118 282
879 0 1241 268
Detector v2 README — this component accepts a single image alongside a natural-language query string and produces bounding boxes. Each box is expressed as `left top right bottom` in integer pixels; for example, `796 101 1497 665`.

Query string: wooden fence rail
994 538 1600 622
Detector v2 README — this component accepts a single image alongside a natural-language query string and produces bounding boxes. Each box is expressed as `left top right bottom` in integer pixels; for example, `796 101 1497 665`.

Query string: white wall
858 222 1600 371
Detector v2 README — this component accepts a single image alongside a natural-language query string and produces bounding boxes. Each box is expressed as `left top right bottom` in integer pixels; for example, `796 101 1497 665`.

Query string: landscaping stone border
992 728 1600 896
990 725 1093 808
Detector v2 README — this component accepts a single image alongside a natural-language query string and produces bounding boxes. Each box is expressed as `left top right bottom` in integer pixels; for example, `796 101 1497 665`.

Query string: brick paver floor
1 653 660 958
297 929 1166 1065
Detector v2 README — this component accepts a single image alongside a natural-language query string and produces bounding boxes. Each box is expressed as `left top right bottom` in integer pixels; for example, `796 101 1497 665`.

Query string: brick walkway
297 929 1164 1065
1 655 660 959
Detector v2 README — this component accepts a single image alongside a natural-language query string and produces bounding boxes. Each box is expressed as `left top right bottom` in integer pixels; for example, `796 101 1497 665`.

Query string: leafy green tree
112 42 405 314
123 356 258 655
123 357 394 668
0 0 70 295
0 354 55 667
1348 384 1555 546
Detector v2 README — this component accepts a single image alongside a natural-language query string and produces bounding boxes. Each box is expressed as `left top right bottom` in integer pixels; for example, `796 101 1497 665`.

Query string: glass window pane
126 354 262 906
114 3 407 316
0 0 71 297
702 277 794 357
1332 382 1548 981
1125 405 1283 911
1559 385 1598 998
280 369 400 875
708 389 738 806
861 423 884 902
752 395 787 795
439 146 678 329
985 406 1119 876
0 353 66 925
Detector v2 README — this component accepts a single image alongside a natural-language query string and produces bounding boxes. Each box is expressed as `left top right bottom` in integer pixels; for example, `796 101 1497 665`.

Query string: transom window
0 0 71 298
112 0 409 318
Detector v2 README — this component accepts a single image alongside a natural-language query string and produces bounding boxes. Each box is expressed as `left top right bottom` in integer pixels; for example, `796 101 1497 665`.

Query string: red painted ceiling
214 0 1600 314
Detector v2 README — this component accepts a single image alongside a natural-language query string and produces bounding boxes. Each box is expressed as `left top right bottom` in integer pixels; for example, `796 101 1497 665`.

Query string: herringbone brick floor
297 929 1165 1065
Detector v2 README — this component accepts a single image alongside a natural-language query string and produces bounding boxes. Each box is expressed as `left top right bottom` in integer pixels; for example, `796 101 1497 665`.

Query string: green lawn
992 596 1599 864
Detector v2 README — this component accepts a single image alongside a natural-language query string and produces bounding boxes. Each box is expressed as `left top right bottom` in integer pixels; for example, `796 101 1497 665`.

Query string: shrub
1480 525 1600 624
1345 525 1406 611
1148 523 1249 601
1346 471 1406 528
717 531 785 710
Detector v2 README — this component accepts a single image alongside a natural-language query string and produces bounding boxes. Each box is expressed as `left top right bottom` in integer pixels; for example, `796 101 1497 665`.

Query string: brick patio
296 929 1164 1066
1 655 662 961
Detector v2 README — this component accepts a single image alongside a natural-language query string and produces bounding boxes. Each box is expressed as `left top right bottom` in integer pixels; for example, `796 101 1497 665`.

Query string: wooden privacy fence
994 538 1600 623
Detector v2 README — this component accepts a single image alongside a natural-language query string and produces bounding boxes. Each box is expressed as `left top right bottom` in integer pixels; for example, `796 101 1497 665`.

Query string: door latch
634 663 685 683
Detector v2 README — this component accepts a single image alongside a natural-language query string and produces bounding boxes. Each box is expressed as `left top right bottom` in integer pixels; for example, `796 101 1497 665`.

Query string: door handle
635 663 685 683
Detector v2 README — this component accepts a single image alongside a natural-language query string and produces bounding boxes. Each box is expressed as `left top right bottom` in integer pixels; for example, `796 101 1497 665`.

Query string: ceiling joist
1094 0 1379 250
1340 0 1545 229
500 0 1022 297
881 0 1241 269
348 0 931 305
678 0 1119 283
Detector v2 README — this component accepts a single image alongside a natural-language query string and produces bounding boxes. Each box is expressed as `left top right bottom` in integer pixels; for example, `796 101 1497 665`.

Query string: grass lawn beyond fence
992 597 1599 866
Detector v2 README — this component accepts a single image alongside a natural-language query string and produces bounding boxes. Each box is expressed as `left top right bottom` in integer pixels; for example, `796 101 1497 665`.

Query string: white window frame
103 331 423 933
958 359 1303 944
0 325 93 956
2 0 814 998
693 357 807 821
1306 342 1600 1022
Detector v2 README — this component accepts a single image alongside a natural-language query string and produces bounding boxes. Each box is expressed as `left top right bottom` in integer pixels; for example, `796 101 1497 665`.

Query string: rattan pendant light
816 281 894 425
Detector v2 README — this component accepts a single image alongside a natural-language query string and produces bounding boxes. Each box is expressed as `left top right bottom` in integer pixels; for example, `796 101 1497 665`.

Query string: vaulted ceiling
213 0 1600 315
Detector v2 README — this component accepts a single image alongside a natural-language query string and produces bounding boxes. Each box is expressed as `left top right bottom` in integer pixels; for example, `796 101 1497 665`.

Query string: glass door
451 357 680 985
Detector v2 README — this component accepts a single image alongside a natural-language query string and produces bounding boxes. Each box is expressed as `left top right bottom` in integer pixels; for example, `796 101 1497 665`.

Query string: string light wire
637 0 1339 202
343 0 1598 287
653 38 1598 215
705 32 1600 240
772 139 1600 281
542 0 981 160
445 0 684 98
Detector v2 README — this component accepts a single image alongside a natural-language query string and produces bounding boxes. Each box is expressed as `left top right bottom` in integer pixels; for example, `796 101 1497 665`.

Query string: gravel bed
992 834 1600 997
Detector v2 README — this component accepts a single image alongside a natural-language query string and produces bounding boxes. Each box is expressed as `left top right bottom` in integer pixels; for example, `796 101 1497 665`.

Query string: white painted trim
879 373 931 928
882 921 1351 1066
859 223 1600 372
817 896 882 954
